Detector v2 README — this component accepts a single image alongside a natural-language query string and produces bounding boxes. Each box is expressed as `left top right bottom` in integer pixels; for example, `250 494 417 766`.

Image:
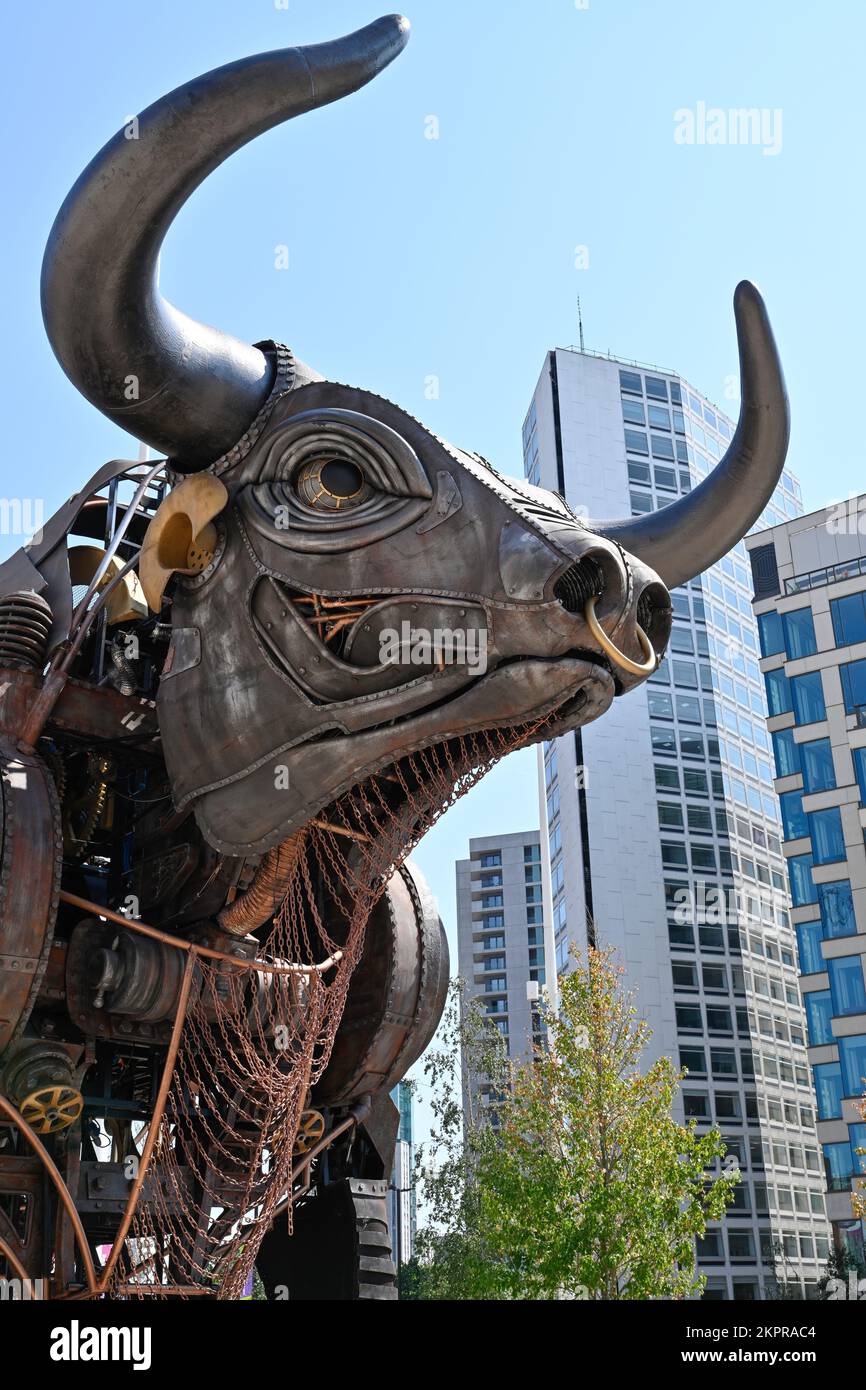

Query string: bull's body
0 16 788 1298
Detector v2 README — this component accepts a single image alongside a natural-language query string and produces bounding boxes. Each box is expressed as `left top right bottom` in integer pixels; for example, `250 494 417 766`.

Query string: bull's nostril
636 583 672 647
553 558 605 614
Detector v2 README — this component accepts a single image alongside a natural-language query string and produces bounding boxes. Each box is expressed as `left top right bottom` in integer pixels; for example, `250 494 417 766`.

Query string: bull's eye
295 456 371 511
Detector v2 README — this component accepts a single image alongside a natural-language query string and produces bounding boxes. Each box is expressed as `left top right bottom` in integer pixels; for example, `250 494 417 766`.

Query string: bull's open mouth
299 656 613 850
192 655 616 858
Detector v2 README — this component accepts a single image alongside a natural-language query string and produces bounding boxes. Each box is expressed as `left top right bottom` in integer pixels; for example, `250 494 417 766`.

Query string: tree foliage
413 948 738 1300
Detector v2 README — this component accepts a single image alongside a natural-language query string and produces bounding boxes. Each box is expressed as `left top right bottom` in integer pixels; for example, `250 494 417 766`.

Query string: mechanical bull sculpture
0 15 788 1299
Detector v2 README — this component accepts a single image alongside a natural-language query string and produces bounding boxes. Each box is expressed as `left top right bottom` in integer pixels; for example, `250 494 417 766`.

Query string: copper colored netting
106 718 548 1298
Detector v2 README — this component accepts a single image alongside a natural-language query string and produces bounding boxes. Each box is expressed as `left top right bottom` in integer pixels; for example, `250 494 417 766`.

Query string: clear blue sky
5 0 865 1132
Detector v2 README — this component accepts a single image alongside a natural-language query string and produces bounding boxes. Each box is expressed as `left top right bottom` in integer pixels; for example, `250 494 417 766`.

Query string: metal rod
18 553 144 750
0 1093 98 1294
58 889 343 974
311 818 371 843
69 462 164 632
0 1233 35 1289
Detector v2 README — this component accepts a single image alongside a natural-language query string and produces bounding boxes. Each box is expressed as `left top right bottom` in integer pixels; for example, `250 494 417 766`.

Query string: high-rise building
456 830 553 1115
522 344 830 1298
747 498 866 1272
388 1081 415 1268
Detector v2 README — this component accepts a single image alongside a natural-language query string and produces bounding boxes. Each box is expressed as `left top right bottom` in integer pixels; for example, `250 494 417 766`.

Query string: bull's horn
41 15 411 469
595 281 790 589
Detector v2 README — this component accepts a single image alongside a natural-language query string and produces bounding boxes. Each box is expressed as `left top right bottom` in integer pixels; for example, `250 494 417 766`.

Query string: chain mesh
108 718 548 1297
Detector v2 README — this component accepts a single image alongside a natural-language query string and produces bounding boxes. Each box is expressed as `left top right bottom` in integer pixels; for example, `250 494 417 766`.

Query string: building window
480 872 502 887
648 690 674 721
676 1004 703 1031
481 894 503 909
655 765 680 790
780 789 808 841
652 728 677 755
524 843 540 862
662 842 688 867
824 1141 856 1191
679 1047 707 1074
787 853 817 907
695 1232 723 1260
840 658 866 715
805 990 834 1045
801 738 835 793
791 672 826 726
772 727 800 778
715 1093 741 1120
809 806 846 864
853 747 866 804
795 920 824 975
831 592 866 647
622 398 646 425
619 369 642 394
706 1006 732 1034
677 695 702 724
818 880 857 938
480 853 501 868
783 608 817 659
711 1048 738 1077
672 659 698 689
482 955 506 972
764 667 791 717
684 1092 710 1118
758 610 785 657
651 437 675 462
839 1035 866 1097
828 956 866 1016
624 429 649 455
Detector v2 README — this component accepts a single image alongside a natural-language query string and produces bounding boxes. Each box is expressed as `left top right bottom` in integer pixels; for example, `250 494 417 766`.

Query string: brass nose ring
584 595 658 677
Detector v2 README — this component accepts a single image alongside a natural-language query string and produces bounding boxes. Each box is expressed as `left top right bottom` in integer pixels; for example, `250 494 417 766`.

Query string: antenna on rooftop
577 296 586 352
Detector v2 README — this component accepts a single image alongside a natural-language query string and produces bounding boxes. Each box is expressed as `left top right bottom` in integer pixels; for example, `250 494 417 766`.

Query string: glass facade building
748 498 866 1271
455 831 554 1121
523 345 830 1297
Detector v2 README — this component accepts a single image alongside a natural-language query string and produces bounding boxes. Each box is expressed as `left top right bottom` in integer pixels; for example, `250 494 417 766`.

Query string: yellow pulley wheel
293 1109 326 1156
19 1084 83 1135
584 594 658 677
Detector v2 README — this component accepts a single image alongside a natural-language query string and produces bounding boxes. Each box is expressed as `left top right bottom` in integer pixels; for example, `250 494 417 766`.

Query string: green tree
415 949 739 1300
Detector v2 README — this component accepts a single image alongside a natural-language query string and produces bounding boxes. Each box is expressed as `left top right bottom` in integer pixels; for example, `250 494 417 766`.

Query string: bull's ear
139 474 228 611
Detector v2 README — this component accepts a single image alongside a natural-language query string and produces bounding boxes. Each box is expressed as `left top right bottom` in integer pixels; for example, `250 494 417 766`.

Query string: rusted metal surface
0 751 61 1048
0 1092 97 1293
